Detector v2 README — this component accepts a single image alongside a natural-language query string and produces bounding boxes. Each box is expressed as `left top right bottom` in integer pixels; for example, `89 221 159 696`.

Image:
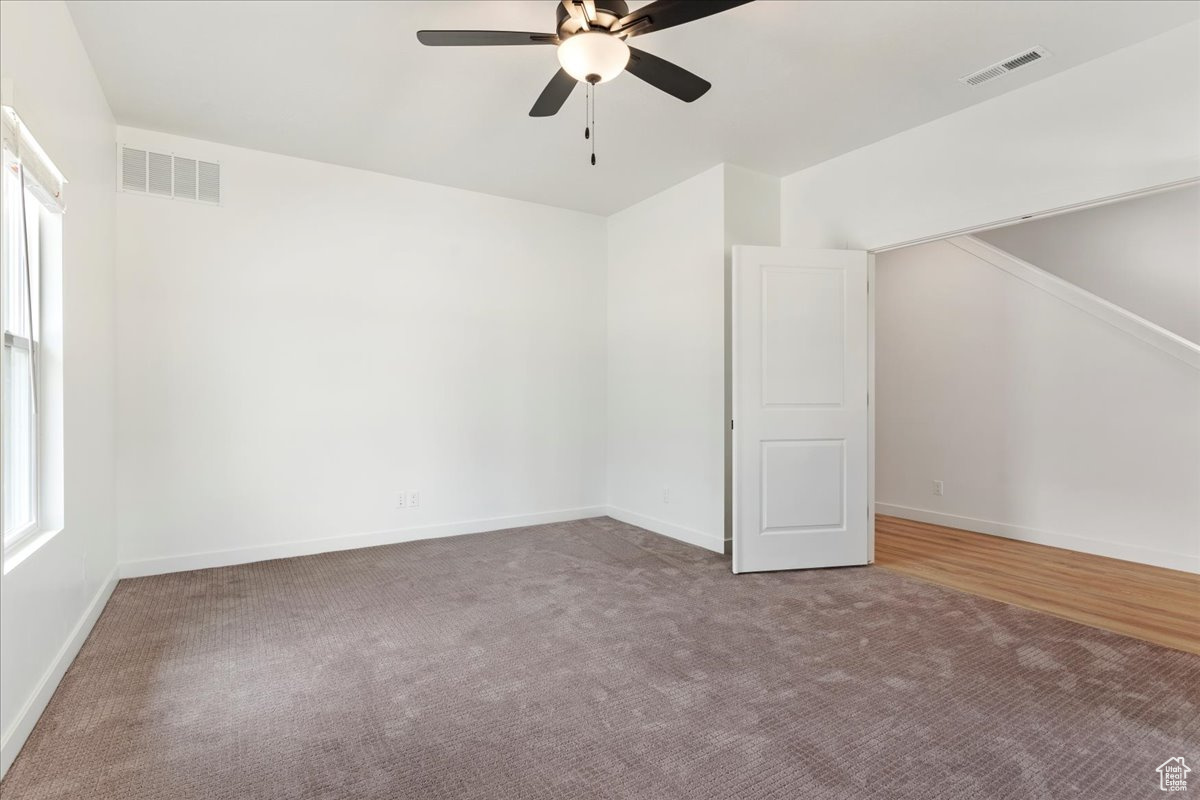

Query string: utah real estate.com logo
1158 757 1191 792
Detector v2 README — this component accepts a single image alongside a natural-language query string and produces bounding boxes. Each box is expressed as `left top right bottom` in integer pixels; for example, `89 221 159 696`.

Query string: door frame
867 254 875 561
730 177 1198 568
855 178 1197 564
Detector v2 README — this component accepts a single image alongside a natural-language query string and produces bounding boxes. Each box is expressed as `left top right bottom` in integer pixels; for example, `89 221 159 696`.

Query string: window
2 105 64 559
2 162 38 544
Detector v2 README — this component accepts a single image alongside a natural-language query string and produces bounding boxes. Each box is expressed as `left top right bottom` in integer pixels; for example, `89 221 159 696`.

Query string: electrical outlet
662 487 670 504
932 480 944 497
407 491 420 508
396 492 407 509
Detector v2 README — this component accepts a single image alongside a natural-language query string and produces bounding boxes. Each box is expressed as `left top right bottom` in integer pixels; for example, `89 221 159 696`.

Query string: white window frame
2 97 65 565
2 161 41 552
2 335 39 547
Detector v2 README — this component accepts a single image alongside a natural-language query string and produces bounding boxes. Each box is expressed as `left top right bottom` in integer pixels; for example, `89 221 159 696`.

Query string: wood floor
874 514 1200 655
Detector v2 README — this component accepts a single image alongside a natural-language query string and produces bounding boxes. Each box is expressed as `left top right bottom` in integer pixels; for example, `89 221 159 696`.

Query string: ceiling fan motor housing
556 0 631 39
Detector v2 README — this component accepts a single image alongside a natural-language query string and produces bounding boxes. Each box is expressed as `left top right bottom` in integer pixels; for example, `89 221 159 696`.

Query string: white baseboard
1 567 119 778
605 506 727 554
876 503 1200 574
118 506 608 579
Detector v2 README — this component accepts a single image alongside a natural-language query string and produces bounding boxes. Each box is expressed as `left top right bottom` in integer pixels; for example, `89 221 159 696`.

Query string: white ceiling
67 0 1199 215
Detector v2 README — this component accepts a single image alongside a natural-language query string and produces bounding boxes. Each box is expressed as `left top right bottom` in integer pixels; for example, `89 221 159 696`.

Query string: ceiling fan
416 0 754 117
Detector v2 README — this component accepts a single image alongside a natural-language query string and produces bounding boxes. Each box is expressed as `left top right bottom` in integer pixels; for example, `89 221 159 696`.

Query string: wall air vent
121 146 147 192
118 145 220 205
148 152 172 196
197 161 220 204
959 47 1050 87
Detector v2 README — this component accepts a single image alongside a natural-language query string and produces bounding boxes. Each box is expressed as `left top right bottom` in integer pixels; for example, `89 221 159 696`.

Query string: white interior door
732 246 871 573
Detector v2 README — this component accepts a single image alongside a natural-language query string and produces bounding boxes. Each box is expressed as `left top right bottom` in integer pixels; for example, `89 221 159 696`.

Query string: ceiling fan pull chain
591 85 597 166
584 82 590 140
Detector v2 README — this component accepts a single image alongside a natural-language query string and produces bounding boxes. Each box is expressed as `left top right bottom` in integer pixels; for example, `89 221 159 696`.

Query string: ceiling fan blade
561 0 597 30
416 30 558 46
530 69 578 117
625 47 711 102
612 0 754 38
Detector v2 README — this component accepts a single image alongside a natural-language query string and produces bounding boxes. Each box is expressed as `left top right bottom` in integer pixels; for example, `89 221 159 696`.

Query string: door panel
761 267 845 406
761 439 845 532
733 246 870 573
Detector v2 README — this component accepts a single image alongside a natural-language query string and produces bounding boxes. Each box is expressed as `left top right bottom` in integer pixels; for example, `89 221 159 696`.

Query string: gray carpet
2 517 1197 799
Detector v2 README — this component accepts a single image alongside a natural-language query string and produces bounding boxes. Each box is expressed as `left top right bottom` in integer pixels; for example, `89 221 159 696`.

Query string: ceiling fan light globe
557 32 630 84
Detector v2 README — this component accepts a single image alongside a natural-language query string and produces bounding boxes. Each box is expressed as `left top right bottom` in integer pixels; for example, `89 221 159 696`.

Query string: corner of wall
723 164 781 253
603 163 727 543
0 0 121 777
721 165 781 541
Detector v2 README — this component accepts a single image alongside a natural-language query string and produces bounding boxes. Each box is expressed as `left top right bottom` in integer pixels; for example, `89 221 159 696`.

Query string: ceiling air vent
959 46 1049 87
118 145 220 205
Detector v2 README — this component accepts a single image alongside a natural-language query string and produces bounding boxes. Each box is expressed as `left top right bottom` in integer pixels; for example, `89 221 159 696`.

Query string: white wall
115 127 607 575
722 166 782 540
605 164 778 551
876 239 1200 572
606 166 727 549
781 22 1200 251
977 185 1200 343
0 0 118 776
